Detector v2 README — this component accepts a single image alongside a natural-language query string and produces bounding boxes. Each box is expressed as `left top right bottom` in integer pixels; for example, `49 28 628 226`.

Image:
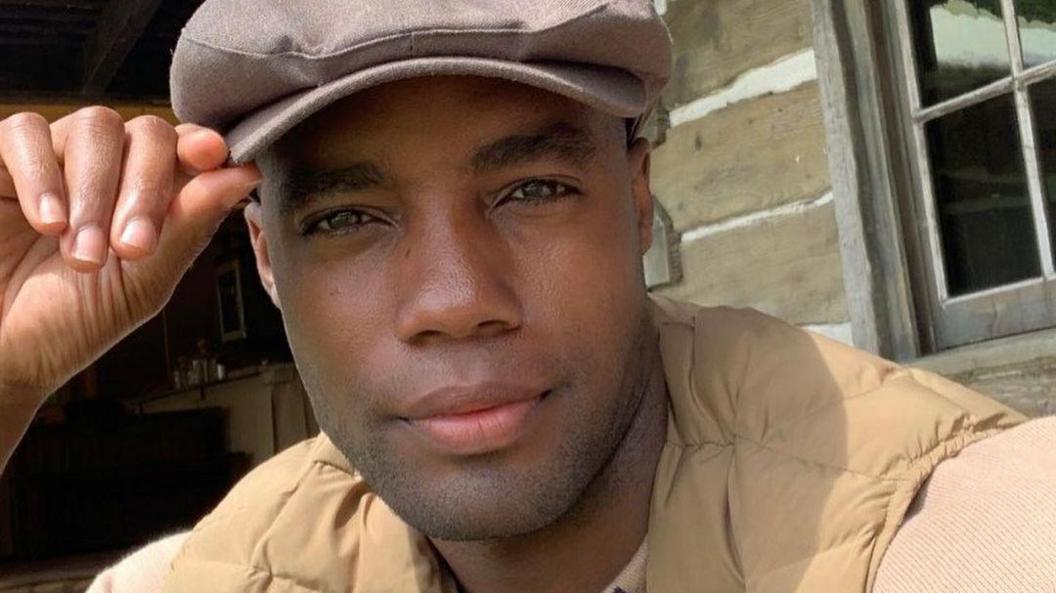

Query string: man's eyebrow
472 122 598 173
277 162 387 214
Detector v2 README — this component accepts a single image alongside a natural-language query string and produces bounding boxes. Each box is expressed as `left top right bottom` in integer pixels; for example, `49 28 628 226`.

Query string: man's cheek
281 270 368 343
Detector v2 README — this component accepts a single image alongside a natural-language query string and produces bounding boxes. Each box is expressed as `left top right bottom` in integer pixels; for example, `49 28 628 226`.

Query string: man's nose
393 213 521 344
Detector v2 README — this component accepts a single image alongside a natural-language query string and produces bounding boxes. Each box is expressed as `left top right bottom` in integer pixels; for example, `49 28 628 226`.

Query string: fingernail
72 225 106 266
39 193 66 226
188 128 221 144
120 218 157 254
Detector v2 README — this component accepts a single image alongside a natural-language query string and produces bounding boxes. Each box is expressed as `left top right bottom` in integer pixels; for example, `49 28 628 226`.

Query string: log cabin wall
648 0 1054 416
649 0 852 344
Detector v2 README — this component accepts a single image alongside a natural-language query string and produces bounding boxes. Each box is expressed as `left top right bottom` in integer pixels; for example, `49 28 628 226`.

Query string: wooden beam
0 22 94 36
0 1 101 8
0 8 97 24
82 0 164 95
0 36 86 47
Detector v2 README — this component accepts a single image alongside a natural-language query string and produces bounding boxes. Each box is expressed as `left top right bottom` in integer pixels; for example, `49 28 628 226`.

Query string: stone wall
650 0 851 344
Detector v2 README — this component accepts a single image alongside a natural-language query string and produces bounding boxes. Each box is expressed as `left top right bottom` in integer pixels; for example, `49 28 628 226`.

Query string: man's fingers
60 106 126 271
176 124 228 173
48 111 76 165
152 163 262 265
120 164 259 309
1 107 244 277
0 164 14 199
0 112 68 235
109 116 179 260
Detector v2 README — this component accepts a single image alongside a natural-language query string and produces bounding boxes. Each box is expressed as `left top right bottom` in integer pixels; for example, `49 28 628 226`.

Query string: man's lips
400 383 549 455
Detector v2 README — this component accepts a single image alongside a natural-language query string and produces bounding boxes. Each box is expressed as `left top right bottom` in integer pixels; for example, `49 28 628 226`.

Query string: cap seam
178 3 608 60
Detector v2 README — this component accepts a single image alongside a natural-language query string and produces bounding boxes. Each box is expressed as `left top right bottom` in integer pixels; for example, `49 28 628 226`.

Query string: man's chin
375 467 583 542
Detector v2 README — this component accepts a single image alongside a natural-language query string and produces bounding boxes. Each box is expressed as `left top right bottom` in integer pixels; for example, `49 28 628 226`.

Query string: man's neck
431 347 669 593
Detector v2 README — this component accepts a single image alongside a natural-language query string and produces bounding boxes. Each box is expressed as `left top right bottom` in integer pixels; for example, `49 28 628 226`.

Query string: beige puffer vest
162 296 1024 593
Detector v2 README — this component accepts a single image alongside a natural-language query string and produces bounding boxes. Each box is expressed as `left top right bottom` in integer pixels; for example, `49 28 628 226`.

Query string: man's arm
874 417 1056 593
0 399 41 474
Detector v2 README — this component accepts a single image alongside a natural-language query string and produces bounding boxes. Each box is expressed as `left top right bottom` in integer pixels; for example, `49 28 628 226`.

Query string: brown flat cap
170 0 672 163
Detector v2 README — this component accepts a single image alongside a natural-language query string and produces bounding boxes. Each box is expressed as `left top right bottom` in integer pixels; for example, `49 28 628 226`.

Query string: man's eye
505 179 578 203
302 209 379 235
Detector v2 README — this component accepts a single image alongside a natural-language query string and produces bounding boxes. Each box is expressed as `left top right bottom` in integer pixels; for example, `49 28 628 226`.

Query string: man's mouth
401 383 550 455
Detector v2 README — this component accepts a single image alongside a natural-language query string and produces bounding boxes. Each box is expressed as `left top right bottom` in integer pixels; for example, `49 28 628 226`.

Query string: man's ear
244 201 281 308
628 137 654 255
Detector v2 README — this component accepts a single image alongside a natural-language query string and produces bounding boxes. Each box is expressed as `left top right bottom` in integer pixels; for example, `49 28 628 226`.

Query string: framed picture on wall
216 260 247 343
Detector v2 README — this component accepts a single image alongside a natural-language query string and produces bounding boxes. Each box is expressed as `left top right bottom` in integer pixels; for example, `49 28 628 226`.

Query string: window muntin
891 0 1056 349
1028 77 1056 258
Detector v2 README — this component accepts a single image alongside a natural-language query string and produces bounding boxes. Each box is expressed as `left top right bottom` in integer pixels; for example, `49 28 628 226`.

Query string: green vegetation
929 0 1056 24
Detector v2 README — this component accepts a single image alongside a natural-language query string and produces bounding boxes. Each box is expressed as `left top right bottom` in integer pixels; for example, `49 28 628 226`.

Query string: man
0 1 1052 592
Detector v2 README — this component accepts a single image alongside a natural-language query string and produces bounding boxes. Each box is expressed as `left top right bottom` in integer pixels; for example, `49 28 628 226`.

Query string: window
886 0 1056 350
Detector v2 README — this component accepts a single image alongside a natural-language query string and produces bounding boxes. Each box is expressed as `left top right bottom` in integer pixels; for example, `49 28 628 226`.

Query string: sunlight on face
254 76 656 540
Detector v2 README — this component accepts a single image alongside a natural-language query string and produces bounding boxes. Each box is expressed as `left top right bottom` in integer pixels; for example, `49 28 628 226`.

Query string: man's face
251 76 656 541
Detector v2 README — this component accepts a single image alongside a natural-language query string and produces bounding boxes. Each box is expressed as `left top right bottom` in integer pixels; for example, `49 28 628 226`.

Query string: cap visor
225 56 646 163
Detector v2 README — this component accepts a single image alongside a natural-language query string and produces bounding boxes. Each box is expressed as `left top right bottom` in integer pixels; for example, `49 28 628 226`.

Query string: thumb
123 164 261 297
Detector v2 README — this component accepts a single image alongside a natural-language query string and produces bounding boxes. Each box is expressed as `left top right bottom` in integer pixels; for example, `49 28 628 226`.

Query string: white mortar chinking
669 48 819 128
802 322 855 346
679 192 834 244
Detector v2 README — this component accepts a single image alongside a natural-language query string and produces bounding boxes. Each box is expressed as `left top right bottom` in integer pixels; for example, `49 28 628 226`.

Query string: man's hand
0 107 261 468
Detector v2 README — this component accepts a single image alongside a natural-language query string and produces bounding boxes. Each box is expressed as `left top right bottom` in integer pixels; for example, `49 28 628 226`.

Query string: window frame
886 0 1056 351
812 0 1056 358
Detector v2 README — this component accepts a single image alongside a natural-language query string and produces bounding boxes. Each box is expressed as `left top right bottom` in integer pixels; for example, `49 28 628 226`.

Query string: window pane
1018 1 1056 67
910 1 1012 105
1029 77 1056 260
926 93 1041 295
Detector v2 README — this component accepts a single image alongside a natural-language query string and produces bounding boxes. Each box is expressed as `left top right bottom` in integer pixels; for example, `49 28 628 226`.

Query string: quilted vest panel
163 296 1024 593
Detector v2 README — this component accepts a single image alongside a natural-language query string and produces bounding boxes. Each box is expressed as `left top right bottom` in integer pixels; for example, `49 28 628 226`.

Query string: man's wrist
0 378 49 409
0 379 51 473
